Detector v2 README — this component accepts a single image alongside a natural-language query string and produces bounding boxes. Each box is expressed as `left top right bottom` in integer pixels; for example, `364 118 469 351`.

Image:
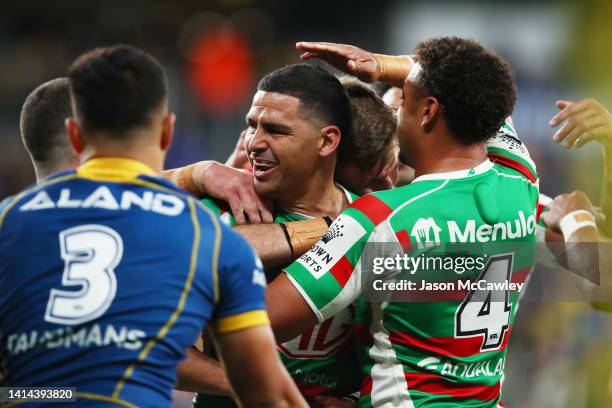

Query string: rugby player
190 63 363 407
260 37 539 406
19 77 271 225
0 45 305 407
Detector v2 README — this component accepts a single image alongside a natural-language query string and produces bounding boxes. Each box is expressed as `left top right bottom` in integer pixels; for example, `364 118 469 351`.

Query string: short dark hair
68 44 167 136
340 77 397 170
413 37 516 144
257 64 352 155
20 78 73 164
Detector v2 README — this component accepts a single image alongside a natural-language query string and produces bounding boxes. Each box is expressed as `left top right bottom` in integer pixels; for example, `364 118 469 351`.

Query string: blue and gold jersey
0 158 269 407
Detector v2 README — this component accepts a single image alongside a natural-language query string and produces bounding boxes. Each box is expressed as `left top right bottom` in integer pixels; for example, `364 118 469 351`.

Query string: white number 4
455 254 513 351
45 225 123 325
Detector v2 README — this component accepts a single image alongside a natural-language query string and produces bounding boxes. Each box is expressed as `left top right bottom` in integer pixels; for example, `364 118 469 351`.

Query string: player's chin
253 178 279 197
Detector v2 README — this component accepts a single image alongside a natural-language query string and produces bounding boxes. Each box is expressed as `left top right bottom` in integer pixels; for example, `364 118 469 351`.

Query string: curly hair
413 37 516 144
338 77 397 171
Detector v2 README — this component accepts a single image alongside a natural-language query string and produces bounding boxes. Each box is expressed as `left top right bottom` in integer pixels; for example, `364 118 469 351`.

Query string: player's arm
208 226 306 407
234 217 331 269
296 42 414 88
175 347 230 394
268 208 376 343
164 161 273 224
548 98 612 237
540 191 601 279
213 324 306 407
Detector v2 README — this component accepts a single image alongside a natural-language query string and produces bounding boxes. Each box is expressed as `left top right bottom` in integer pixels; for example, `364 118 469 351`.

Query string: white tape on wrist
559 210 597 241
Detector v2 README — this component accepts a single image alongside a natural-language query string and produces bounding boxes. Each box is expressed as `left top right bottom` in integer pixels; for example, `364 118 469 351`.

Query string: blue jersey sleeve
210 225 269 334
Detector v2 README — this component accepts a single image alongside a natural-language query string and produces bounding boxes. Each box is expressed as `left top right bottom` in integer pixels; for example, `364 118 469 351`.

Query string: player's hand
225 129 250 170
312 395 357 408
541 191 603 232
296 42 381 83
202 162 274 225
549 98 612 149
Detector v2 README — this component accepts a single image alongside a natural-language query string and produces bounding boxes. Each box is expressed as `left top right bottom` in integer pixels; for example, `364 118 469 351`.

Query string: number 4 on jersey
455 254 513 351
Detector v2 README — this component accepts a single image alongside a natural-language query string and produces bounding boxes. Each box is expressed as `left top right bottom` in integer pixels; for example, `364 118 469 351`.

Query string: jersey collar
76 158 157 182
411 159 494 183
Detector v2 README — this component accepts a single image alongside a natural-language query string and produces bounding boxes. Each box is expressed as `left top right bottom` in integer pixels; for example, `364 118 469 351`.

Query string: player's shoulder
487 120 538 183
340 181 447 233
0 170 77 231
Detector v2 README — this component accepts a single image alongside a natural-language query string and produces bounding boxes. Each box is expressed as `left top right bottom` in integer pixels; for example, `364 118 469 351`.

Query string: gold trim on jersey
211 310 270 334
75 393 137 407
77 158 156 182
112 196 202 399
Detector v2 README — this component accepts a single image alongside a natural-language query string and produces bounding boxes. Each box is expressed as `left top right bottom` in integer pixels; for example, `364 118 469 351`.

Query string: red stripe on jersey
389 327 512 358
361 375 373 395
536 202 545 222
488 153 537 183
330 256 354 287
296 382 331 398
350 194 393 226
395 230 412 253
354 323 374 344
404 372 501 402
511 267 531 285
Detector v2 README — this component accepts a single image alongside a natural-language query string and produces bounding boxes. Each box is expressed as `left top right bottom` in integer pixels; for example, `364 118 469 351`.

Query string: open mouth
252 159 278 179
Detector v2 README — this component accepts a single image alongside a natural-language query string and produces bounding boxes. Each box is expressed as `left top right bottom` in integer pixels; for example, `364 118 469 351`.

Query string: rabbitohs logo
322 222 344 243
410 217 442 249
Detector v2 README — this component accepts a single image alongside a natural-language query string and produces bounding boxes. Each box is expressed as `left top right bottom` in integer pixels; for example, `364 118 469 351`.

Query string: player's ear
318 125 341 158
160 113 175 152
420 96 441 129
66 117 84 154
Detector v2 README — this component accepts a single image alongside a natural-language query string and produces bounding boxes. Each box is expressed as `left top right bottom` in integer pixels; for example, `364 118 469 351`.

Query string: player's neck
79 144 165 174
412 140 488 178
277 168 346 219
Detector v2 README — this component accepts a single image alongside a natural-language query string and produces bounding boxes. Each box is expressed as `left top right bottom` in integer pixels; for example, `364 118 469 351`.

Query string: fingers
299 52 319 60
553 112 599 146
555 100 572 111
574 126 609 148
241 194 262 225
549 99 590 127
227 194 247 225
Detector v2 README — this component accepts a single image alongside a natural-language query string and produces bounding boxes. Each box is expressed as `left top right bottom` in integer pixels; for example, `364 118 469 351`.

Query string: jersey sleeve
486 119 538 183
210 225 269 334
283 206 376 323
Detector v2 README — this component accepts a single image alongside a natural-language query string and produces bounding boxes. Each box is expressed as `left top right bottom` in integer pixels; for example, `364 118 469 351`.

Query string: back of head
20 78 75 176
413 37 516 144
339 77 397 171
257 63 352 155
68 44 168 138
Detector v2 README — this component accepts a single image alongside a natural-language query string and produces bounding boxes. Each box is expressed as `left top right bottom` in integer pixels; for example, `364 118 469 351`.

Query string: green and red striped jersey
195 186 362 407
284 159 539 407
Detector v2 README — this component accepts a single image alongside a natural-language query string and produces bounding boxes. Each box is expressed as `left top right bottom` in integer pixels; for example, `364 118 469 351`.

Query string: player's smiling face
245 90 323 199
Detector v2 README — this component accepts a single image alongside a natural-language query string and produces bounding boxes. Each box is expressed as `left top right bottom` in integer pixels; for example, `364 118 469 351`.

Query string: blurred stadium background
1 0 611 407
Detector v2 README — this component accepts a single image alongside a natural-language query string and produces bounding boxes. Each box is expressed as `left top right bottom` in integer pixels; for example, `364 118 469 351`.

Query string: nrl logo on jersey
321 222 344 243
410 217 442 249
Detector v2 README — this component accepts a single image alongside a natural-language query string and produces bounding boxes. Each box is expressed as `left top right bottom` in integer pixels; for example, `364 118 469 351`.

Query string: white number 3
45 225 123 325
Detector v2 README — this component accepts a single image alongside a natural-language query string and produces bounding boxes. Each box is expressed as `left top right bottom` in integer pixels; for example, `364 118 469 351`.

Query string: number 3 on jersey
45 225 123 325
455 254 513 351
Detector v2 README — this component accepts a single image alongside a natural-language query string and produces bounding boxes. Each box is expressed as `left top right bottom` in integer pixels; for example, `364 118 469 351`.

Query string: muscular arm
266 273 319 343
175 347 230 394
234 218 330 269
214 325 307 407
